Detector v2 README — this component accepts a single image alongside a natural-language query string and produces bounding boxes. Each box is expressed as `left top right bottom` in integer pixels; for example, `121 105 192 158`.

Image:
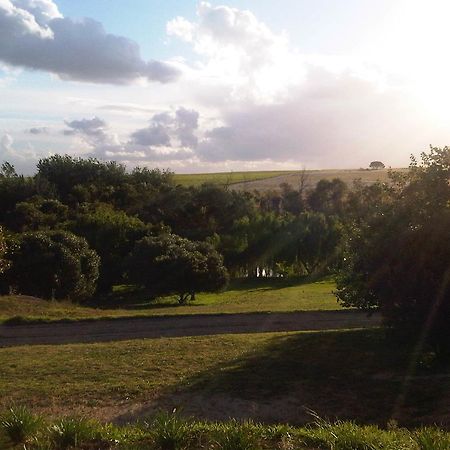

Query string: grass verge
0 408 449 449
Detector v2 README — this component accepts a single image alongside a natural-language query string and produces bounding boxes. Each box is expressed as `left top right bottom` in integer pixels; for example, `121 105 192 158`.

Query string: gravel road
0 310 380 347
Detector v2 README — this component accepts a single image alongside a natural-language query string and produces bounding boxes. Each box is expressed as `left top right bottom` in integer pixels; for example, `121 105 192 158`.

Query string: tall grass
0 408 449 449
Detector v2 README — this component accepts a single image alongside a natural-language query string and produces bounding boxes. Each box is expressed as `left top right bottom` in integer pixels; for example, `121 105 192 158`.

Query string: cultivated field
0 279 339 323
173 168 407 191
173 170 294 187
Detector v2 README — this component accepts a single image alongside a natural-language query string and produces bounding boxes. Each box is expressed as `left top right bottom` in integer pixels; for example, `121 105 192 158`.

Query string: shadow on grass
118 328 450 427
90 276 332 310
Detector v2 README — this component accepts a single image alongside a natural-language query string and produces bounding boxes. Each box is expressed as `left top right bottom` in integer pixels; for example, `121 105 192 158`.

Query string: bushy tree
337 147 450 358
2 231 99 301
70 205 148 292
127 233 228 304
0 226 8 274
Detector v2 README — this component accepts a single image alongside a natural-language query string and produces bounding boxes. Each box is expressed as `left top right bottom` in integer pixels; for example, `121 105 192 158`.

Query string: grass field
172 170 294 187
1 328 448 427
172 168 407 190
0 279 339 323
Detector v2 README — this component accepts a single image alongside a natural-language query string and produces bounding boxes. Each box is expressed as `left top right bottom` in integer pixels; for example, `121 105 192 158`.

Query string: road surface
0 310 380 347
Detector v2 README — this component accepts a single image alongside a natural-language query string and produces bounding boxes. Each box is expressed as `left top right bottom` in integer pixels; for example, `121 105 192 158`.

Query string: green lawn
0 279 340 323
1 329 448 427
172 170 294 186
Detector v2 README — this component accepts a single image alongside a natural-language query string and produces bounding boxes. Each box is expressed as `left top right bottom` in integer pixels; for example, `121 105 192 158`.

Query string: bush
2 230 100 301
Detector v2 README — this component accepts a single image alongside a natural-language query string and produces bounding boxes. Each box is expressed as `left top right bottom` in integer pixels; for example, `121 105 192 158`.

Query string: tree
0 227 8 274
70 205 148 292
369 161 385 170
127 233 228 304
1 231 100 301
337 147 450 358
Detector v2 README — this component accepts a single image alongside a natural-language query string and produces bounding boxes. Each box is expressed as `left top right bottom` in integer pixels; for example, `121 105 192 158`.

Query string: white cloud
0 0 180 84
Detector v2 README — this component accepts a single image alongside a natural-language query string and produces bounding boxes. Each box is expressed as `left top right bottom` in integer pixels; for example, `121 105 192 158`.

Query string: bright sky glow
1 0 450 173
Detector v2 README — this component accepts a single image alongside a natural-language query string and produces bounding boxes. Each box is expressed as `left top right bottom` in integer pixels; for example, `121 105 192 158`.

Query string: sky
1 0 450 174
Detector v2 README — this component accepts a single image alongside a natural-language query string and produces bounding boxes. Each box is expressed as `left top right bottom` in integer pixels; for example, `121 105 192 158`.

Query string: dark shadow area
117 329 450 427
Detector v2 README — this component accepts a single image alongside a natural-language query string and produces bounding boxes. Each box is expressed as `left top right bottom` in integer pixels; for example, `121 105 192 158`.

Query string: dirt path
0 310 380 347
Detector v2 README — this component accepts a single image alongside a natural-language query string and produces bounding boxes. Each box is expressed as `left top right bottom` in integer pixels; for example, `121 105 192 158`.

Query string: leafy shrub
1 230 100 301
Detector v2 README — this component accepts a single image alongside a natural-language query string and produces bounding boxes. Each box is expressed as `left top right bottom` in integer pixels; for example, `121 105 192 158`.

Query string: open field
1 329 448 427
172 168 407 191
172 170 294 187
231 168 407 192
0 279 339 324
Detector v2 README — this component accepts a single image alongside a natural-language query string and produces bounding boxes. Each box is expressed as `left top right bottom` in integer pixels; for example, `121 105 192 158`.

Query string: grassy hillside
0 279 339 323
1 328 448 426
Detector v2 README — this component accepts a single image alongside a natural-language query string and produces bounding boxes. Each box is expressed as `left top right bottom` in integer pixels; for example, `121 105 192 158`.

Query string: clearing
0 279 339 324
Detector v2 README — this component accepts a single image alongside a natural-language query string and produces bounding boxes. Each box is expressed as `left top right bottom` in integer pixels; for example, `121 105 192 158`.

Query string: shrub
2 230 100 301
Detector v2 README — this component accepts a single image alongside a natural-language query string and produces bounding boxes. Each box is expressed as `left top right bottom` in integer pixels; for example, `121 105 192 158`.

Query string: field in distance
0 279 339 324
173 170 293 187
173 168 406 191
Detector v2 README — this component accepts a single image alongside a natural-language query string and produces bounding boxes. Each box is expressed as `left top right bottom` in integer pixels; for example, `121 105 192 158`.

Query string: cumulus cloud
130 107 199 148
63 117 107 139
61 112 197 165
0 133 41 172
0 0 180 84
167 1 300 102
197 68 433 167
28 126 48 134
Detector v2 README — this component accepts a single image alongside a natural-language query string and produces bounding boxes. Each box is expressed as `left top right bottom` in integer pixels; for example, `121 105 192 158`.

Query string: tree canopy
337 147 450 357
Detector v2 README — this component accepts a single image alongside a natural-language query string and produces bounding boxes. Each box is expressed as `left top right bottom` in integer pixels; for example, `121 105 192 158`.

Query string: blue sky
1 0 450 173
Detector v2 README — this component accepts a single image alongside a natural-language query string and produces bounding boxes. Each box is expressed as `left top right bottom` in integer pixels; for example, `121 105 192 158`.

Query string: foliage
0 406 42 446
1 409 450 449
214 420 260 450
1 230 99 301
145 411 191 450
369 161 386 170
69 205 148 291
47 417 99 449
0 226 8 274
127 233 229 303
337 146 450 357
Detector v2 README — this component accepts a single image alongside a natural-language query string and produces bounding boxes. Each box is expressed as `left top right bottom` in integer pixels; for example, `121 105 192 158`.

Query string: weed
0 406 42 446
145 411 190 450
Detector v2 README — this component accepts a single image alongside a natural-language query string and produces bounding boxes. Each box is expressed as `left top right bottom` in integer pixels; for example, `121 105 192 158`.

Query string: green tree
127 233 228 304
336 146 450 358
70 205 148 292
2 231 99 301
0 226 8 274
